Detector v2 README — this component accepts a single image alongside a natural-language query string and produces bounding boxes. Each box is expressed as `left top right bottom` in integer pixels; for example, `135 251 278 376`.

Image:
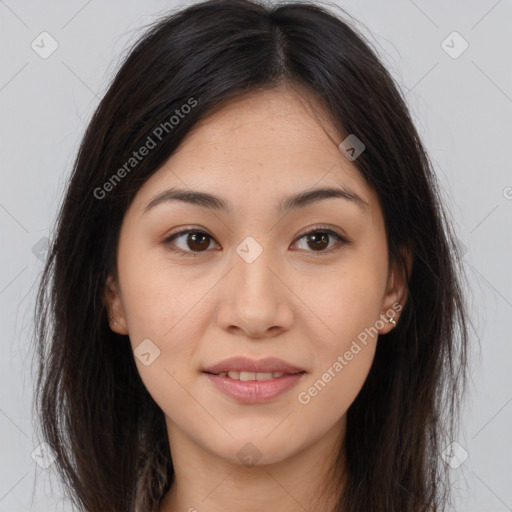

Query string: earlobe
103 274 129 335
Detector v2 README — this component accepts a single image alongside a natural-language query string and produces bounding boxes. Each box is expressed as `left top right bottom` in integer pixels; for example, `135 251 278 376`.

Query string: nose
216 240 294 339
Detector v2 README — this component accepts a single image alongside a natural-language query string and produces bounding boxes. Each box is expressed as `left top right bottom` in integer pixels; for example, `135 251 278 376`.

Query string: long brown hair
32 1 470 510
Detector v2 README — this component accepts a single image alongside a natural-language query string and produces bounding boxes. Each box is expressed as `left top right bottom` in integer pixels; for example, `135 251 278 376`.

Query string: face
104 86 408 468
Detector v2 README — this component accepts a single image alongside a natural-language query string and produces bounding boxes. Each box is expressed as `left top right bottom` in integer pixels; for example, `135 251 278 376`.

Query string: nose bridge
233 234 278 296
217 232 294 335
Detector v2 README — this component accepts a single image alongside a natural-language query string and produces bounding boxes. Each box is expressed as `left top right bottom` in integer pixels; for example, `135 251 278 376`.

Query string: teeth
256 372 273 381
216 371 287 381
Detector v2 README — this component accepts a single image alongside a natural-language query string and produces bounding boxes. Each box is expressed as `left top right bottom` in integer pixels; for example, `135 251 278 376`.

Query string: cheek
118 243 212 339
296 281 381 423
294 259 385 413
117 250 215 400
305 261 386 346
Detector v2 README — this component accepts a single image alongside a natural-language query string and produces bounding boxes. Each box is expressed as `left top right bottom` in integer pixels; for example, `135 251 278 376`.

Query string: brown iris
186 232 210 251
305 232 329 251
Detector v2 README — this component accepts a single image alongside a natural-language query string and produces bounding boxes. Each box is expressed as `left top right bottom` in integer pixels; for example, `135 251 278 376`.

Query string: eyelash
162 225 349 258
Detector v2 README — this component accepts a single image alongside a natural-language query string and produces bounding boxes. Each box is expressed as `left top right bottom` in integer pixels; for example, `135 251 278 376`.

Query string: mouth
202 357 306 403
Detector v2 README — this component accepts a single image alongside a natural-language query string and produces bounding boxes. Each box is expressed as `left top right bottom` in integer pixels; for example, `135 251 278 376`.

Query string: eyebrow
143 185 369 216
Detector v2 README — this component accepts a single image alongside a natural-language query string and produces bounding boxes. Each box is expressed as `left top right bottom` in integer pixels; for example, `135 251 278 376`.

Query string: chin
203 432 301 467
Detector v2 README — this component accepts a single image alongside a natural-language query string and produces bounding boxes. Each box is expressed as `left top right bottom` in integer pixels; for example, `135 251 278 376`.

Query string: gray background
0 0 511 510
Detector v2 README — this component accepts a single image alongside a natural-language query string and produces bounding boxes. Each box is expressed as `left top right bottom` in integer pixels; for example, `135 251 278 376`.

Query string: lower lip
204 372 305 403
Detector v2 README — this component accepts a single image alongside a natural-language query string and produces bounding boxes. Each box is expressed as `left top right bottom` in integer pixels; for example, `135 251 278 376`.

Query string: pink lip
202 356 305 374
204 372 305 403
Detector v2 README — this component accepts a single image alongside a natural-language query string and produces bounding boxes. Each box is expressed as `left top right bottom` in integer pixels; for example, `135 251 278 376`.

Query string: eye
292 226 349 254
163 229 219 257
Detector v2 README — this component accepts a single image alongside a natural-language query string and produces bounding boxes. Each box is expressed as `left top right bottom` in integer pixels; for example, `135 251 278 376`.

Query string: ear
103 274 129 335
378 246 412 335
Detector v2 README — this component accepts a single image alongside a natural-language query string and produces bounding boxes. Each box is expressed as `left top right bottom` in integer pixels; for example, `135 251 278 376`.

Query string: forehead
132 86 376 217
180 86 341 157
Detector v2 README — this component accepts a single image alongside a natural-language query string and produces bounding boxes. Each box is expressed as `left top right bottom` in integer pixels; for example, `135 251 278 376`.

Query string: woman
33 0 470 510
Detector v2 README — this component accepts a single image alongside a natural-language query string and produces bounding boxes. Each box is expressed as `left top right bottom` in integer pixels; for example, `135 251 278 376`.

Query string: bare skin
104 85 410 512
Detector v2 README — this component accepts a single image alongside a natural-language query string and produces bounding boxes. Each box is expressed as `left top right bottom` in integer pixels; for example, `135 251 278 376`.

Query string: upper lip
203 356 305 375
